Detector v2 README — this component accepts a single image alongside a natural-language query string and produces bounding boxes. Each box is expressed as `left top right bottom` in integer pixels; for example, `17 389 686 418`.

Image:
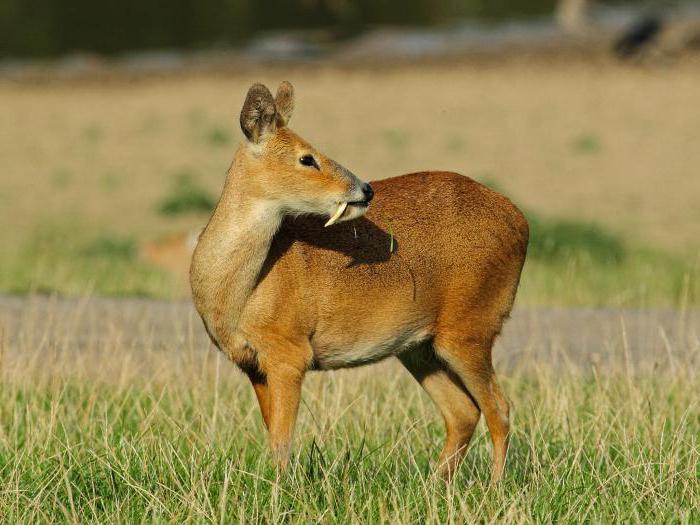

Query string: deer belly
312 327 431 370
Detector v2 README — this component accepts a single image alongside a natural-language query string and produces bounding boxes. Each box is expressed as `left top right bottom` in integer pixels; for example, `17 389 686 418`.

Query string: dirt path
1 296 697 374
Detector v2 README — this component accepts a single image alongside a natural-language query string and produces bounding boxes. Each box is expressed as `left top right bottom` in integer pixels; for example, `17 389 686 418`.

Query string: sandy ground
1 57 699 254
1 296 697 375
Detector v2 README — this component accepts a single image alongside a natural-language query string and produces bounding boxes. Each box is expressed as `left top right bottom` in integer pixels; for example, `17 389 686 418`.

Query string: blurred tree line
0 0 638 58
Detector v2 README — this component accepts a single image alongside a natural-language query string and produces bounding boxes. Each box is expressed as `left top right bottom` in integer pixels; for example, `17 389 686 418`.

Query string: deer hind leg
399 344 481 480
433 336 511 483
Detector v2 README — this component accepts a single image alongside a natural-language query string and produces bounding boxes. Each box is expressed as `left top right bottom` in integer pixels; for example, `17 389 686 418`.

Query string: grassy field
1 206 697 306
1 56 699 305
0 298 698 523
1 56 699 523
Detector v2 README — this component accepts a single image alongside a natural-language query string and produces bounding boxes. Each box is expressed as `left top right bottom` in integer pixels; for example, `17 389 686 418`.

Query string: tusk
324 202 348 227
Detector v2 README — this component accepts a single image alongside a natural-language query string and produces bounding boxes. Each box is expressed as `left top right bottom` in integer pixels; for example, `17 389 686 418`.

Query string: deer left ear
274 81 294 127
240 83 277 143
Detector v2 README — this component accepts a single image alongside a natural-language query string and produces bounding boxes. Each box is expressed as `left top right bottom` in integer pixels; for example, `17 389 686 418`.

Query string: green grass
520 212 697 306
51 169 73 190
2 162 699 305
0 214 697 306
157 172 216 216
205 126 232 147
0 228 174 298
382 129 410 151
0 341 697 523
521 248 697 307
80 235 136 260
527 213 625 264
82 124 103 143
572 133 601 155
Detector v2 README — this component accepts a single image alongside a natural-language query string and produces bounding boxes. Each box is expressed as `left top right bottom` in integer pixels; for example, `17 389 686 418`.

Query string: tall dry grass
0 297 697 523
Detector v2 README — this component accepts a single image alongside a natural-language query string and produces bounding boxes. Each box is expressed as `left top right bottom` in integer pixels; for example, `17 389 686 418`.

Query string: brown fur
190 82 528 482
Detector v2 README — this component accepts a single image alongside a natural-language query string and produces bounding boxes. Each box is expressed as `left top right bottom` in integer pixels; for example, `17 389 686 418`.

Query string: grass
3 155 699 306
520 212 698 306
82 124 103 143
526 213 625 264
0 213 697 306
205 126 232 147
521 249 698 307
0 228 174 297
2 159 697 304
0 309 697 523
81 235 136 259
157 172 216 216
2 59 700 523
382 129 410 151
571 133 601 155
51 169 73 190
3 62 700 253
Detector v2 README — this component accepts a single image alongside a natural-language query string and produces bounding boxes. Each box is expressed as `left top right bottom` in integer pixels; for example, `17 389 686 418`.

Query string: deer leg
246 371 271 430
265 365 305 468
434 339 511 483
399 345 481 480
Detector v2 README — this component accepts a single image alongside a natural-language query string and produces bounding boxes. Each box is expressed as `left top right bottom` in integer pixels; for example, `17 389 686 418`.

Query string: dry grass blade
0 296 697 522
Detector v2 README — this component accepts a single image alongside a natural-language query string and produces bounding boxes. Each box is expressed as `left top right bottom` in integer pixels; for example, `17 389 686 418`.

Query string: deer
190 81 529 482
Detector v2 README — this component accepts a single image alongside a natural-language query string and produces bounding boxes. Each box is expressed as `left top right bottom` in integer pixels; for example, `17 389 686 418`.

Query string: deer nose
362 183 374 202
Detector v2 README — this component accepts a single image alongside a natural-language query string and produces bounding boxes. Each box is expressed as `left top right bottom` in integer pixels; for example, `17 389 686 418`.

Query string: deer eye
299 155 319 170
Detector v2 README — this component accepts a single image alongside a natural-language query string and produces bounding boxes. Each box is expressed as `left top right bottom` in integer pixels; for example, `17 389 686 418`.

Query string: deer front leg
246 371 271 430
265 364 305 468
248 333 312 468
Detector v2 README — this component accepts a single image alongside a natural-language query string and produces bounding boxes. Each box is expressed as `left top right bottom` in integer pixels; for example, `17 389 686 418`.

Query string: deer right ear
274 81 294 127
240 83 277 143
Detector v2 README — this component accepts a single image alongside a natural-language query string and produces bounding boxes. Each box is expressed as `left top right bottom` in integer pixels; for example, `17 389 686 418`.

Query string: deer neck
191 157 283 336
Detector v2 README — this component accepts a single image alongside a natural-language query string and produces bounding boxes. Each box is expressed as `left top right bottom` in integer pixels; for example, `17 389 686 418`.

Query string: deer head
238 82 373 226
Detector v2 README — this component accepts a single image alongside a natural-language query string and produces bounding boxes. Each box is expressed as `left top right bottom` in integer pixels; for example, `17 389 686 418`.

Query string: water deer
190 81 528 482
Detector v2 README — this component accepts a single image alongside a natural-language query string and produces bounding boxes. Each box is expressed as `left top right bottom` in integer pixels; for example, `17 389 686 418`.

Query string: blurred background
1 0 699 305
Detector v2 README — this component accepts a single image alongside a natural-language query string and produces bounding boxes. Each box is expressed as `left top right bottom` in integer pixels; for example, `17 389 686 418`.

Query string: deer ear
274 81 294 127
240 83 277 143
